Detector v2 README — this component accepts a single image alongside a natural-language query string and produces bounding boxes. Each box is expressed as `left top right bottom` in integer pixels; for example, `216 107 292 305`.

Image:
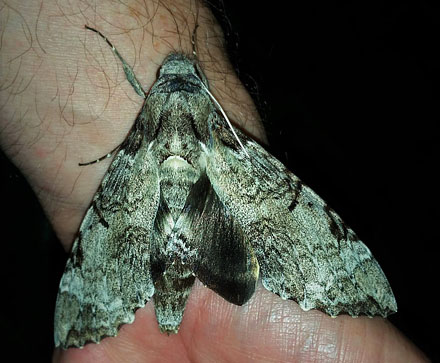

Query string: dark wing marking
175 172 259 306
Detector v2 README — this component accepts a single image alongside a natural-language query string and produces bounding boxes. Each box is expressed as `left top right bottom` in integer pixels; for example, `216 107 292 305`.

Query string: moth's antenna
189 12 248 156
191 24 199 57
191 3 200 57
200 84 249 158
84 25 146 98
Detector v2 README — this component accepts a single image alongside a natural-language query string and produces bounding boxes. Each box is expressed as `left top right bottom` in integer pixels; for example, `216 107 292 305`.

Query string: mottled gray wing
174 172 259 306
54 122 160 348
205 120 397 317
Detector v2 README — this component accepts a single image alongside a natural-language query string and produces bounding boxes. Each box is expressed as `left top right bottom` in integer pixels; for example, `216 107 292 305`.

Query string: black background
1 1 436 361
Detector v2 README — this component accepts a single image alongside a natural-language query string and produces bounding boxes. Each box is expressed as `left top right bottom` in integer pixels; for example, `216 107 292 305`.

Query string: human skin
0 1 429 362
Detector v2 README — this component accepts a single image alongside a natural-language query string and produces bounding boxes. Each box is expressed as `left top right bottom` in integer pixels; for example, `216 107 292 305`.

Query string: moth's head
158 53 205 83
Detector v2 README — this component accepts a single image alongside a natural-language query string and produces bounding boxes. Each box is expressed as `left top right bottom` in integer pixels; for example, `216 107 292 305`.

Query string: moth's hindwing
205 120 397 318
176 172 259 306
54 122 160 349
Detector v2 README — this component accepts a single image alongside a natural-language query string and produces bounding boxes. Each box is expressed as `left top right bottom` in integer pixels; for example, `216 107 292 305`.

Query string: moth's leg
85 25 146 98
78 143 121 166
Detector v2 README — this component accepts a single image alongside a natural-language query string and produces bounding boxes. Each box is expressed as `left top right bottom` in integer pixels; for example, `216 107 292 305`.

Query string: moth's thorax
147 83 211 218
148 91 210 162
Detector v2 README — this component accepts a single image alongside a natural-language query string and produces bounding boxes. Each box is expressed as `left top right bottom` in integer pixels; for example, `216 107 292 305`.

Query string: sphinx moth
54 26 397 349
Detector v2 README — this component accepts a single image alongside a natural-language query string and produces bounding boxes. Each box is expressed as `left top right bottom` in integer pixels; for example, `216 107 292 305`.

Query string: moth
54 26 397 349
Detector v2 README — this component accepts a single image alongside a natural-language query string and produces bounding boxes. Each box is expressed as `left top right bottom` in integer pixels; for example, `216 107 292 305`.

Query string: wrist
0 0 262 248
